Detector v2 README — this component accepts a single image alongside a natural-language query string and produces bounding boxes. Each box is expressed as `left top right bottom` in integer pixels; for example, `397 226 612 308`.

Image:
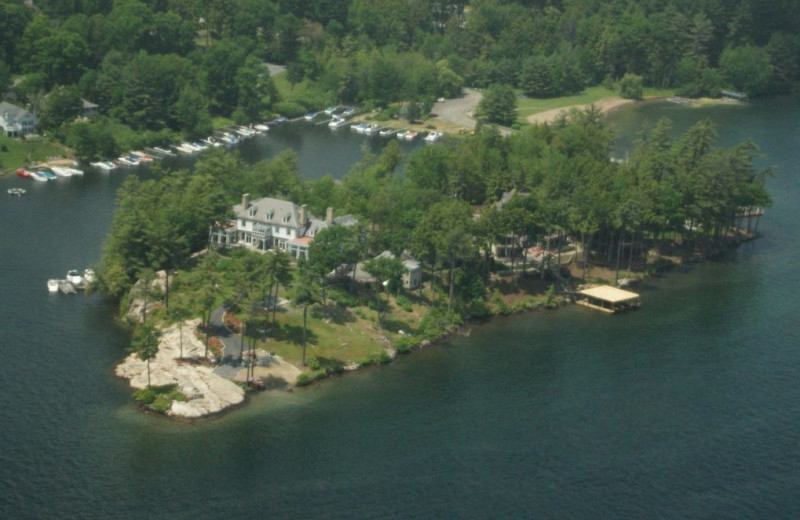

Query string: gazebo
576 285 640 314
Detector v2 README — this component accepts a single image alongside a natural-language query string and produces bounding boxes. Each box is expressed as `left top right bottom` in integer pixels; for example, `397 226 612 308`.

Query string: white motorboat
328 117 349 129
47 279 60 293
254 124 270 133
424 131 443 143
174 143 197 154
83 268 96 284
50 166 73 177
152 146 176 156
91 160 117 171
7 188 26 196
378 128 396 137
30 171 51 182
66 269 83 285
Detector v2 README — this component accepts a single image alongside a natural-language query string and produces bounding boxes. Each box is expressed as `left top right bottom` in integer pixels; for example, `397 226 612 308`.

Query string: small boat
304 112 318 121
117 154 140 166
7 188 26 196
132 151 154 162
47 279 60 293
235 126 255 137
16 168 32 177
378 128 396 137
152 146 176 156
341 107 356 118
399 131 418 141
218 133 239 145
66 269 83 285
38 169 58 180
364 124 380 136
83 268 96 284
174 143 197 154
324 106 338 115
424 131 443 143
50 166 74 177
191 141 208 151
30 171 51 182
65 166 84 175
328 117 349 129
201 137 222 148
351 123 369 134
91 160 117 171
254 124 270 133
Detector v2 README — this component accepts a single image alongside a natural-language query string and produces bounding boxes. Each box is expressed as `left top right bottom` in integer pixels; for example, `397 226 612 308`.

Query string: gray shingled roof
234 197 303 228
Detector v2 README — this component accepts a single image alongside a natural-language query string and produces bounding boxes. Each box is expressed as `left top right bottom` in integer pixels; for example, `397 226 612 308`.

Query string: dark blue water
1 100 798 518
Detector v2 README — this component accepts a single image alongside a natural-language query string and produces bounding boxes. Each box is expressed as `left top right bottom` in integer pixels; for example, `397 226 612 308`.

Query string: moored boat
83 268 96 284
66 269 83 285
90 160 117 171
152 146 176 156
351 122 369 134
47 279 60 293
329 117 349 129
424 131 443 143
30 171 51 182
7 187 26 196
16 168 32 177
304 112 319 121
50 166 74 177
378 128 396 137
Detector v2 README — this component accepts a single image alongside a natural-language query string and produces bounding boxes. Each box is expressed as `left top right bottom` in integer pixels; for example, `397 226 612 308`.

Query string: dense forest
2 0 800 152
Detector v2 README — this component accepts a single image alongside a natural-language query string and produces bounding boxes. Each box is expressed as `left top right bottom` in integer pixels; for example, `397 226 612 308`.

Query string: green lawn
516 86 677 124
0 135 68 174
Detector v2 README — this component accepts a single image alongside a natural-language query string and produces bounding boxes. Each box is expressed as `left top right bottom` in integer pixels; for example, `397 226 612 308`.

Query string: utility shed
576 285 640 314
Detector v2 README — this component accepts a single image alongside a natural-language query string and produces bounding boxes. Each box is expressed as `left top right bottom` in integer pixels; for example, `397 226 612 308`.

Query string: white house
350 250 422 290
211 193 355 258
0 101 37 137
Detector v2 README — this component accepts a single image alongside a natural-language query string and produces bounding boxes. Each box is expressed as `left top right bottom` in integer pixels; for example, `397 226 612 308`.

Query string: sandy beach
526 97 636 125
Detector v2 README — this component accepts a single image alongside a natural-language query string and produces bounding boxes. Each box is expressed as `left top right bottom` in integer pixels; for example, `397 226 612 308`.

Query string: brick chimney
326 207 334 223
241 193 250 209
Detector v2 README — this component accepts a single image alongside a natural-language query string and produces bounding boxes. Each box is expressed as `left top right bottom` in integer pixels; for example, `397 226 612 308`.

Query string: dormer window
282 212 291 223
266 209 274 220
248 207 257 217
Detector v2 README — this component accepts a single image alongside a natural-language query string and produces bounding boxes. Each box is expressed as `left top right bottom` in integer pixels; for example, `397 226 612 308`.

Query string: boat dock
575 285 640 314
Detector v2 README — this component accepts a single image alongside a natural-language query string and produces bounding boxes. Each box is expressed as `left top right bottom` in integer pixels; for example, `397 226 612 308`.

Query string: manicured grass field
515 86 677 123
0 135 68 174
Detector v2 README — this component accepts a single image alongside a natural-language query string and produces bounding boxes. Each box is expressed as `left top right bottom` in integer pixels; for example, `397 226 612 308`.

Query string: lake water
1 101 799 518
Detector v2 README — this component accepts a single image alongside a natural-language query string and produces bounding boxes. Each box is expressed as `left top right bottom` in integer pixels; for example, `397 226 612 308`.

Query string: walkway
209 306 244 379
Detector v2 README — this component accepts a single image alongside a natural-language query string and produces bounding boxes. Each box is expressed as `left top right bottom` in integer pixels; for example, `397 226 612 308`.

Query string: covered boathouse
576 285 640 314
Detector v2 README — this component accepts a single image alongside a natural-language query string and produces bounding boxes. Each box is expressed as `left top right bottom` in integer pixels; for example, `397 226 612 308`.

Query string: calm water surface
1 102 798 518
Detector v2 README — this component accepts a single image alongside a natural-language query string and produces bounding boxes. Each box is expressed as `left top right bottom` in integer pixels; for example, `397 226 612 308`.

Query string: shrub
133 387 157 404
617 73 643 100
395 294 413 312
492 289 511 315
308 357 322 371
394 335 420 354
272 101 307 118
329 289 359 308
544 284 558 309
296 373 312 386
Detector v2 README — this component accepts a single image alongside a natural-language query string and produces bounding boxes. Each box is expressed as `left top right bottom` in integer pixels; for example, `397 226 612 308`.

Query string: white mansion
211 193 356 258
